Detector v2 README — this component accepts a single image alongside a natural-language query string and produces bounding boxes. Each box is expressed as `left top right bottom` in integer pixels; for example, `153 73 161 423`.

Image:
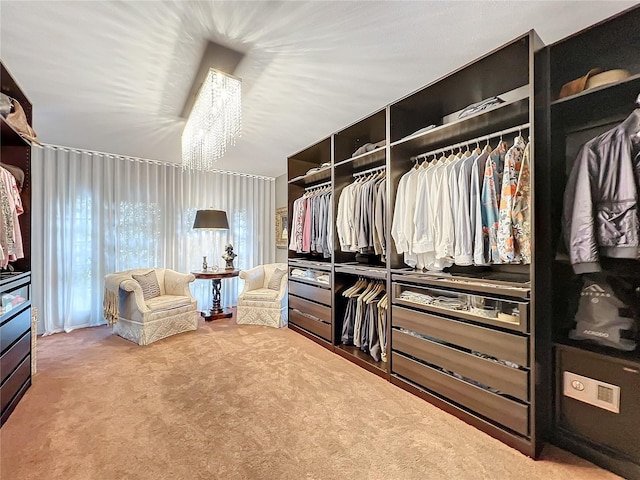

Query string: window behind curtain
31 146 275 335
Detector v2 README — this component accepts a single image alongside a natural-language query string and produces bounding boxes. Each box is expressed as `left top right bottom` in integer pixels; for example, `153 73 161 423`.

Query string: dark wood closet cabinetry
0 61 33 427
544 7 640 479
286 7 638 470
387 31 549 457
287 31 551 457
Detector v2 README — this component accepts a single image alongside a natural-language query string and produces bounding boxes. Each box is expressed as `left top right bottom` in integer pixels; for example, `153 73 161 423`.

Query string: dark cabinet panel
289 281 332 306
289 295 331 323
392 306 529 367
0 356 30 414
0 307 30 354
289 309 331 341
393 352 529 436
0 331 30 384
393 329 529 402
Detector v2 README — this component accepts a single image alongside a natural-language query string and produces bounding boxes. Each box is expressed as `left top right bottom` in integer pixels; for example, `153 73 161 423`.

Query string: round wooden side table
191 269 240 321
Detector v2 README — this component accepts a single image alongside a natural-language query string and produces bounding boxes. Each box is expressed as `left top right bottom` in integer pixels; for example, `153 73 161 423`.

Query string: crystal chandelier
182 68 242 171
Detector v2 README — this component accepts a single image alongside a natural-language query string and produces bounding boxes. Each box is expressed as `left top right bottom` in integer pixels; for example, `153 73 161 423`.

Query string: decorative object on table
222 243 237 270
193 208 229 270
275 206 288 249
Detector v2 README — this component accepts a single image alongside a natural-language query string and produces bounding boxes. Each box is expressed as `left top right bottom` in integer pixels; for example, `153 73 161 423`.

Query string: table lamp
193 209 229 271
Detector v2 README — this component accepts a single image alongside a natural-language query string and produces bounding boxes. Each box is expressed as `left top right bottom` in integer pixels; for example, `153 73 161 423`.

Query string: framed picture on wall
275 206 288 249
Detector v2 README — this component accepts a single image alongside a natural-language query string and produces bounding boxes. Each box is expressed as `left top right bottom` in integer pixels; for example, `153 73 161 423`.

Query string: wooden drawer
289 280 332 306
289 309 331 341
0 307 31 354
392 329 529 402
393 282 529 333
0 274 30 324
0 355 30 414
289 295 331 323
0 331 30 384
393 352 529 436
392 306 529 367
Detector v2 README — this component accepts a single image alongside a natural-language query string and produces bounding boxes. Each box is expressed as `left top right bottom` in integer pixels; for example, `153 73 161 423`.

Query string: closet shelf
335 264 388 280
393 297 528 334
335 344 389 378
391 272 531 300
390 97 529 155
1 117 32 147
554 340 640 365
288 258 332 271
289 275 331 289
334 147 386 169
551 72 640 108
288 166 331 187
550 73 640 129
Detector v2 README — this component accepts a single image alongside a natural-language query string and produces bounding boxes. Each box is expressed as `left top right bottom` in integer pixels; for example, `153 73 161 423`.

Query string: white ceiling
1 1 637 177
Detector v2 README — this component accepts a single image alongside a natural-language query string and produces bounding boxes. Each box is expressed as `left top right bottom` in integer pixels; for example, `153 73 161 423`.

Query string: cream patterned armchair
103 268 199 345
236 263 288 328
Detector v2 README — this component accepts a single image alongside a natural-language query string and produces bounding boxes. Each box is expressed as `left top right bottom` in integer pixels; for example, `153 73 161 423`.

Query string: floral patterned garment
0 171 14 262
512 142 531 264
497 136 526 263
480 142 507 264
288 196 306 253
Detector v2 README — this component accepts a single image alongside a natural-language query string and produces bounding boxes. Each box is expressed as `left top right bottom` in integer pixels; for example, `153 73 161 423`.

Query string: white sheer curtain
31 145 275 334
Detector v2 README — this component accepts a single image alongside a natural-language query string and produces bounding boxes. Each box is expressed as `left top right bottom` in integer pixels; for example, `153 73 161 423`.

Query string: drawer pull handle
623 367 640 374
290 308 321 322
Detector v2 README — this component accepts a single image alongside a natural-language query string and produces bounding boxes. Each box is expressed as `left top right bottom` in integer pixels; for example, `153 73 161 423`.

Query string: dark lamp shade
193 210 229 230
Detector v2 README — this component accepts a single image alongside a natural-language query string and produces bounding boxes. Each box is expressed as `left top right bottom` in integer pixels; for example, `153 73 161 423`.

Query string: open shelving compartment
287 136 333 265
333 267 389 379
545 6 640 479
333 109 388 268
385 30 549 458
286 137 335 349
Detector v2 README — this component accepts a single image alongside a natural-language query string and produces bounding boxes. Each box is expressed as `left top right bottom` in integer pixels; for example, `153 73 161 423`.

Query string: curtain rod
40 143 275 181
410 123 530 162
353 165 386 177
305 180 331 191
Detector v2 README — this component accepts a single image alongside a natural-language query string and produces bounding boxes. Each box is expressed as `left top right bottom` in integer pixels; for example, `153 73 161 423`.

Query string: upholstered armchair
103 268 199 345
236 263 288 328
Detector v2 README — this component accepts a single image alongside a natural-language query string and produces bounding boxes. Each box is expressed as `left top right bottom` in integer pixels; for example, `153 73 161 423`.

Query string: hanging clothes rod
353 165 386 178
410 122 531 162
305 180 331 191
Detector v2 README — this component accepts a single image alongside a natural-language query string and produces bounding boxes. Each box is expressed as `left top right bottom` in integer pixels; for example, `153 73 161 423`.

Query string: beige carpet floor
1 317 620 480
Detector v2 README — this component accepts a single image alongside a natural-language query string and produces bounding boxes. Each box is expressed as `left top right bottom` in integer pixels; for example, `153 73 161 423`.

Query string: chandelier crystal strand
182 69 242 171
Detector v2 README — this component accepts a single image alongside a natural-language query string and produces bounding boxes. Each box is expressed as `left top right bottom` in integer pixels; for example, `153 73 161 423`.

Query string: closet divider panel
287 137 334 350
545 6 640 478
